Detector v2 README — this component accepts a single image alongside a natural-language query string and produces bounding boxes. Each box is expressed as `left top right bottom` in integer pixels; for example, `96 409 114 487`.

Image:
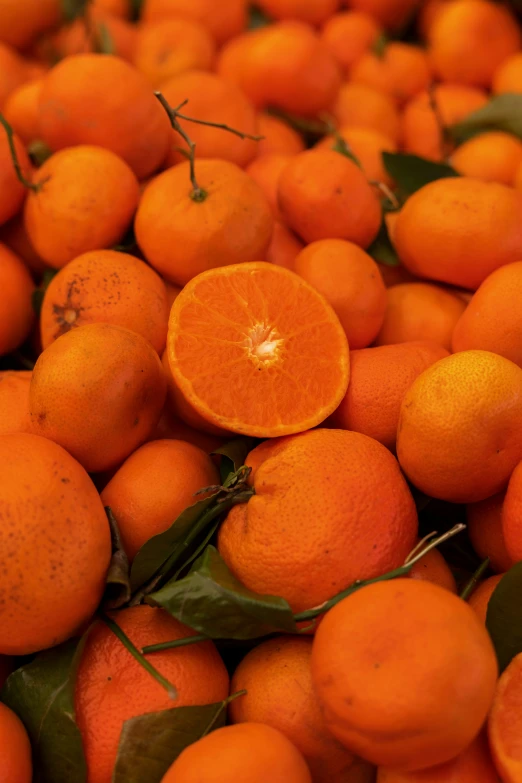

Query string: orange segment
167 262 349 437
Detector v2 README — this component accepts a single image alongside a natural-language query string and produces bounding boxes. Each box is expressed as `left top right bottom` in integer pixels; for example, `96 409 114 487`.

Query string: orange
452 261 522 367
0 432 111 655
393 177 522 290
0 370 32 435
149 406 227 453
0 0 59 50
0 125 32 227
0 43 28 109
278 149 381 247
316 125 397 185
493 52 522 94
350 43 432 105
468 574 504 624
135 160 273 287
451 131 522 185
0 702 32 783
141 0 247 45
428 0 521 88
0 213 47 279
255 113 305 157
408 547 457 593
345 0 420 30
417 0 451 38
75 605 230 783
331 82 401 144
29 323 166 473
39 249 169 353
466 492 513 574
134 19 215 87
229 636 355 783
321 11 381 74
266 221 304 270
330 341 449 451
2 78 42 145
50 12 138 63
374 282 467 350
488 652 522 782
246 154 292 219
218 428 417 612
294 239 387 349
502 460 522 564
38 54 171 179
100 438 219 560
0 243 34 356
92 0 130 17
257 0 340 24
397 350 522 503
312 578 498 770
167 263 349 438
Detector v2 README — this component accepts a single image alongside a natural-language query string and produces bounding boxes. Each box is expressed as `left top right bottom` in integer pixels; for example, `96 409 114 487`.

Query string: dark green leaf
95 22 115 55
148 545 297 639
212 437 257 483
32 268 58 316
61 0 89 22
451 94 522 143
248 6 272 28
1 637 87 783
382 151 459 199
331 136 361 168
372 33 388 58
368 220 400 267
103 507 131 609
486 562 522 673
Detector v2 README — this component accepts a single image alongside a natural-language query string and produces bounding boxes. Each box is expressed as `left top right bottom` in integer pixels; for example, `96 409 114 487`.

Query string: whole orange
0 703 32 783
0 370 32 435
502 460 522 564
466 492 513 574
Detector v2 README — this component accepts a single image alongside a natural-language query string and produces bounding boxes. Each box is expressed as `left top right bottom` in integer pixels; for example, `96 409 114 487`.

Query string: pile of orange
1 0 522 781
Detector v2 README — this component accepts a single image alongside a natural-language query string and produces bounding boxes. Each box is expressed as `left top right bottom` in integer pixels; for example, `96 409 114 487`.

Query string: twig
142 633 209 655
460 558 490 601
0 113 39 192
175 110 263 142
369 180 400 210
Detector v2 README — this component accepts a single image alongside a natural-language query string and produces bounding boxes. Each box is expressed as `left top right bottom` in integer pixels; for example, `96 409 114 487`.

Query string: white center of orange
245 323 283 366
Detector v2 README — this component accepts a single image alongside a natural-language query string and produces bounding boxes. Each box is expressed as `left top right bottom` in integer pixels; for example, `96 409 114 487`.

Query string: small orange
488 652 522 783
266 221 304 270
316 125 397 185
0 125 32 226
350 42 432 105
246 154 292 219
255 113 306 157
0 43 29 108
502 460 522 565
0 243 34 356
321 11 382 74
2 78 42 145
0 370 32 435
466 492 513 574
331 82 401 143
451 131 522 185
493 52 522 94
141 0 247 45
408 547 457 593
468 574 504 624
0 702 32 783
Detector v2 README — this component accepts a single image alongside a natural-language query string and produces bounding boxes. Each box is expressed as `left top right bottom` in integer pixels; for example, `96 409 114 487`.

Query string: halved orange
489 652 522 783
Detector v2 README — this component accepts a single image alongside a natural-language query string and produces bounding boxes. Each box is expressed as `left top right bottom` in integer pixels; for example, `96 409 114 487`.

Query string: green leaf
248 6 272 28
61 0 89 22
212 437 257 483
382 151 459 199
1 637 87 783
147 545 297 639
103 507 131 610
95 22 115 55
486 562 522 673
331 136 362 168
372 33 388 58
450 94 522 143
368 220 400 267
32 268 58 316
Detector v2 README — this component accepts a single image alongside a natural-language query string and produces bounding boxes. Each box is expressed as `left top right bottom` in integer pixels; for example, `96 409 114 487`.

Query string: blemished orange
29 323 166 473
255 113 305 157
278 149 381 247
452 262 522 368
161 70 259 168
100 439 219 560
468 574 504 624
0 432 111 655
374 282 467 351
75 605 230 783
451 131 522 186
489 652 522 783
266 221 304 270
493 52 522 93
229 636 355 783
24 146 140 270
321 11 381 74
466 493 513 574
331 82 401 143
408 547 457 593
428 0 521 88
38 54 171 179
330 342 449 451
316 125 397 185
218 428 417 612
312 579 498 770
246 154 292 219
0 703 32 783
135 159 273 287
2 78 42 145
39 249 169 353
346 0 419 30
294 239 387 349
393 177 522 290
502 460 522 564
0 243 34 356
350 43 432 105
141 0 247 44
397 350 522 503
0 126 31 227
0 371 31 435
0 43 29 108
167 263 349 438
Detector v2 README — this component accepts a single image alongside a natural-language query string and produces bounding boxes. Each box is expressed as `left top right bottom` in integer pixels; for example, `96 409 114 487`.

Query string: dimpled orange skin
24 146 140 270
321 11 381 75
316 126 397 185
40 249 169 353
397 350 522 503
0 432 111 655
278 149 381 247
229 636 356 783
451 132 522 186
466 493 514 574
393 178 522 290
488 652 522 783
255 114 306 157
502 460 522 564
408 547 457 593
468 574 504 625
350 43 432 105
135 159 274 287
331 83 401 144
0 244 34 356
0 703 32 783
0 371 32 435
312 579 498 771
38 54 171 179
75 606 230 783
330 342 449 451
218 429 417 613
266 221 304 270
493 53 522 94
29 323 167 473
141 0 247 44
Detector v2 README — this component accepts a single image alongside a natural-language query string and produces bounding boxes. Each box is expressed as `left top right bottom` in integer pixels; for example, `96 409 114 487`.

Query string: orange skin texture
489 652 522 783
0 128 32 226
0 213 47 279
0 371 32 435
393 177 522 290
255 113 305 157
330 82 401 144
0 0 60 50
29 323 167 473
400 84 488 161
24 145 140 270
466 492 513 574
266 221 304 270
493 52 522 94
294 239 387 349
141 0 247 44
101 438 219 560
428 0 521 87
312 579 498 770
451 132 522 186
0 703 32 783
408 547 457 593
161 70 258 168
38 54 171 179
452 261 522 368
39 249 169 353
374 282 467 351
247 154 295 219
134 19 215 87
316 125 397 185
344 0 419 30
75 606 230 783
278 149 382 247
0 432 111 655
3 78 42 145
350 43 432 105
161 722 312 783
218 429 417 612
468 574 504 625
502 460 522 564
0 44 30 108
330 341 449 451
51 13 138 63
256 0 340 25
135 159 274 287
397 350 522 503
230 636 355 783
0 244 34 356
321 11 381 74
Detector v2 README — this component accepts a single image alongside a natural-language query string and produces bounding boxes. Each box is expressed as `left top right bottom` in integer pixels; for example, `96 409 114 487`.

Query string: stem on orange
142 633 209 655
155 91 205 201
0 113 40 192
460 558 490 601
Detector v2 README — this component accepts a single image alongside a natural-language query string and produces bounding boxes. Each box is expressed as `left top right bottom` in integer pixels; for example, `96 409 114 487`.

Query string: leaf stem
460 558 490 601
142 633 209 655
175 111 263 142
155 91 205 201
201 690 247 737
405 523 466 567
0 113 39 192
